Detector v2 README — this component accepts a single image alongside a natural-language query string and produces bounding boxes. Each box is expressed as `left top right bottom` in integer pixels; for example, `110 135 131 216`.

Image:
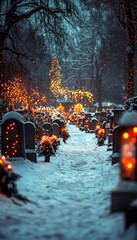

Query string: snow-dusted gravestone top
90 117 98 131
1 111 26 159
52 122 60 138
53 118 62 135
42 122 52 137
119 110 137 127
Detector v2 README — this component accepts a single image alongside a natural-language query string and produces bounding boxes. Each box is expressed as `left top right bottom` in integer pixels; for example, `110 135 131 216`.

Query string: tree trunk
0 50 5 118
0 33 5 98
0 31 9 118
125 0 135 99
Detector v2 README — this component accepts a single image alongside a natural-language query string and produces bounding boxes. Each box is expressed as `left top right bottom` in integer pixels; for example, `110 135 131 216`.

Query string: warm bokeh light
133 127 137 133
123 132 129 139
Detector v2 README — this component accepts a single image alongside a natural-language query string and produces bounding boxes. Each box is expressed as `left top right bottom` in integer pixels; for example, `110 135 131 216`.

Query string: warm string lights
1 75 46 111
1 75 28 110
74 103 84 113
4 121 19 157
49 56 62 99
49 56 94 104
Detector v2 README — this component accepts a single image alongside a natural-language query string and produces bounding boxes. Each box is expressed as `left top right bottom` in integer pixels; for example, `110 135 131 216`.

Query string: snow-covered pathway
0 124 125 240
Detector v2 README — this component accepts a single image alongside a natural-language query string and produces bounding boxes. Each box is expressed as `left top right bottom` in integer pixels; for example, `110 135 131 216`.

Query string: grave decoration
111 110 137 213
0 155 29 204
95 124 101 137
61 127 70 143
1 111 25 159
119 111 137 181
0 155 20 197
95 124 106 146
50 135 60 152
40 136 55 162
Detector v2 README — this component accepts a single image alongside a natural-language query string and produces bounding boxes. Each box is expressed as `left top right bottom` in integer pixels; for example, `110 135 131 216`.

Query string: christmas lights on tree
1 75 46 111
49 56 94 105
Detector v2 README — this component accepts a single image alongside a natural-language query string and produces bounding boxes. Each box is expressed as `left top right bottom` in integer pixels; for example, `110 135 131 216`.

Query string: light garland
49 56 94 104
1 75 46 110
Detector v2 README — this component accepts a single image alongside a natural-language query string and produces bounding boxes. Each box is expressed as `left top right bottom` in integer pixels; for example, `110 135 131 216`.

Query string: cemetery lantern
119 110 137 181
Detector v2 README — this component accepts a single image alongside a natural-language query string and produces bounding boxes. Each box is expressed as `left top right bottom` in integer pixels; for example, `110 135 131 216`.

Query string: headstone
53 118 62 135
52 122 60 138
85 113 91 120
111 125 122 164
1 111 25 158
42 122 52 137
79 117 85 131
113 109 124 127
89 117 98 132
25 121 37 162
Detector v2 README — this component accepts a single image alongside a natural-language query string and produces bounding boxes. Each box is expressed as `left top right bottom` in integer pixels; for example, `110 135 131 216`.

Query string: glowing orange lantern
120 128 137 180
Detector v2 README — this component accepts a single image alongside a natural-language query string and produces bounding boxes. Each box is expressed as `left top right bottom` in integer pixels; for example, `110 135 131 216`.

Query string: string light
1 75 47 111
49 56 94 104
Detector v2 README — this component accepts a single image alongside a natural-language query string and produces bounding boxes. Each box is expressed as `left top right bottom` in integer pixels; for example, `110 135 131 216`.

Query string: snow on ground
0 124 125 240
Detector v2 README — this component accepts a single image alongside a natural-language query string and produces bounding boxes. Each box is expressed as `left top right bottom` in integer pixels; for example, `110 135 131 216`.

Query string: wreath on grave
0 155 33 205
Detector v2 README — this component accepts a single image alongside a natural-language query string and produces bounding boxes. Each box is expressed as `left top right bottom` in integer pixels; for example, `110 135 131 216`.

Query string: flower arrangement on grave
97 128 106 146
61 127 70 143
95 124 101 137
40 136 55 162
0 155 21 197
50 135 60 152
0 155 30 205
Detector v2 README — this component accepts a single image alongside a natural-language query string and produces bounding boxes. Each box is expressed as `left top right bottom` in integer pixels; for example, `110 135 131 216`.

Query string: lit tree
49 56 62 101
49 56 94 105
0 0 79 101
1 75 28 110
1 75 46 111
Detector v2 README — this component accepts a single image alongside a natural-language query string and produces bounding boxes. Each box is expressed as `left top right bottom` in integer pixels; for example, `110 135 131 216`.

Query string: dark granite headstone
42 122 52 137
89 118 98 131
25 121 37 162
1 111 25 158
52 123 60 138
113 109 124 127
25 121 35 149
53 118 62 135
111 125 122 164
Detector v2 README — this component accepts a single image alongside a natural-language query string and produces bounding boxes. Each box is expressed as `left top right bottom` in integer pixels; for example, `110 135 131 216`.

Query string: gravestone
25 121 37 162
79 117 85 131
89 117 98 132
42 122 52 137
1 111 25 159
113 109 124 127
52 122 60 138
111 125 122 164
60 119 65 129
110 115 114 129
85 113 92 120
53 118 62 135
